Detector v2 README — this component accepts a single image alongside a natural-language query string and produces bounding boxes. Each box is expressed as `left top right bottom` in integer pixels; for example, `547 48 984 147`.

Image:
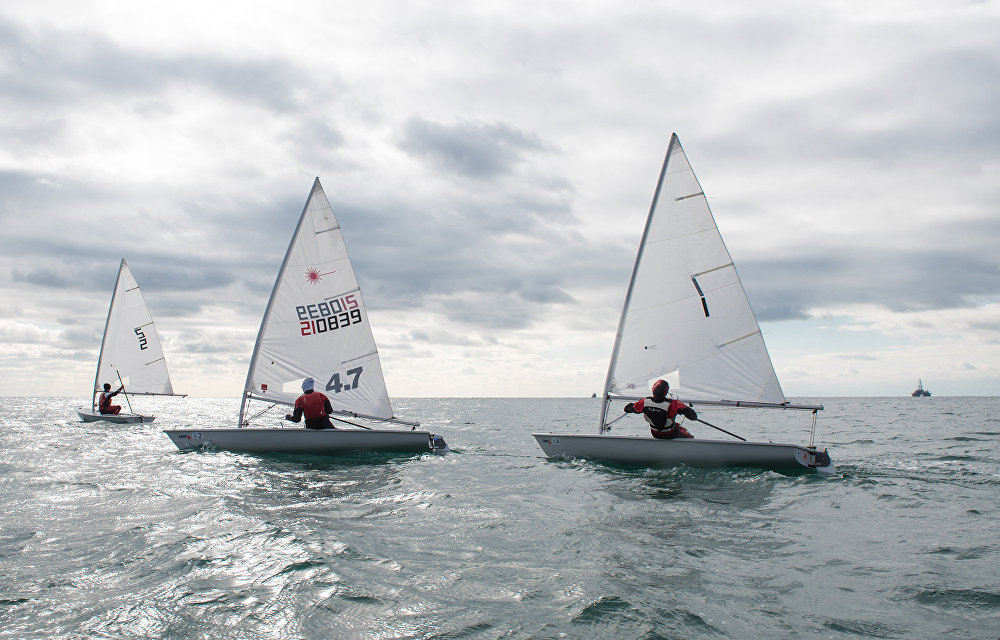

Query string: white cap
302 377 315 392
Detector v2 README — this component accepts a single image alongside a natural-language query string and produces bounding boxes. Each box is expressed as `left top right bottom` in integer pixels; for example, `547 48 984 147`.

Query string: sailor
623 379 697 439
285 377 337 430
98 383 124 415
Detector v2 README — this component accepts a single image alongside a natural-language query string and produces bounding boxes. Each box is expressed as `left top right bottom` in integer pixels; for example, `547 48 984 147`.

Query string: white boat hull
532 433 833 472
163 427 445 455
77 408 155 424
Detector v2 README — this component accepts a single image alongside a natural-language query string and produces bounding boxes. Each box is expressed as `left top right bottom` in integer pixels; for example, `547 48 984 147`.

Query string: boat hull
532 433 833 472
77 409 155 424
163 427 445 455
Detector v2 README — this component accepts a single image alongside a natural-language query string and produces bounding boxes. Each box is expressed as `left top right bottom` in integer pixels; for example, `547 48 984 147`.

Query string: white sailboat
164 178 446 455
77 259 184 423
533 134 833 473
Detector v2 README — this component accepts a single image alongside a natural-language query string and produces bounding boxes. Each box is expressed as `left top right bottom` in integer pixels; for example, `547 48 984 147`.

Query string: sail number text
327 367 362 393
297 294 362 336
134 327 148 350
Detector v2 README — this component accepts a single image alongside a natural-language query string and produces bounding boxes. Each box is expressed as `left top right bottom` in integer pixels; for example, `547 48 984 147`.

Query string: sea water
0 396 997 639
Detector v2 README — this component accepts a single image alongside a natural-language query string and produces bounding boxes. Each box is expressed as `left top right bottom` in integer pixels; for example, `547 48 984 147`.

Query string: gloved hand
624 403 636 413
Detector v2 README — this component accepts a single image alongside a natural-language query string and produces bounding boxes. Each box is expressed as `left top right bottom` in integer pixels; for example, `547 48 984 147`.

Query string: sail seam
343 350 377 364
325 287 361 300
645 226 717 244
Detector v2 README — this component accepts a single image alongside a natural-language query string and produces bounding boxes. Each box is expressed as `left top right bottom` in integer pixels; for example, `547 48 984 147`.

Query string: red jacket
294 391 332 420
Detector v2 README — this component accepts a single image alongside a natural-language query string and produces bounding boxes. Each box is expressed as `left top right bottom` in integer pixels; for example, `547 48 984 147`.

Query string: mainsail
603 134 784 415
239 178 394 425
92 259 176 405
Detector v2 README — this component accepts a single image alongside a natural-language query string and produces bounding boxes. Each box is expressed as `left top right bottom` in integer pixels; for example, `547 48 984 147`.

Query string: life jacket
99 391 113 412
295 391 331 420
632 396 694 439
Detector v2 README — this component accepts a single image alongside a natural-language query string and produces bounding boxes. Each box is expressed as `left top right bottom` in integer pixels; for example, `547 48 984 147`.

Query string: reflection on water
0 396 997 639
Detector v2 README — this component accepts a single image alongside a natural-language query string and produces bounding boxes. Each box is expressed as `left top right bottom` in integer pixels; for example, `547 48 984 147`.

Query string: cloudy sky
1 0 998 399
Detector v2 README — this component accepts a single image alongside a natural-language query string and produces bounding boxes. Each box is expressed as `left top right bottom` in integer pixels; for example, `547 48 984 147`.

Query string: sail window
691 277 710 317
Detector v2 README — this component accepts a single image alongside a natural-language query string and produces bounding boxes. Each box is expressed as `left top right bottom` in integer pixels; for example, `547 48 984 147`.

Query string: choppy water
1 396 997 639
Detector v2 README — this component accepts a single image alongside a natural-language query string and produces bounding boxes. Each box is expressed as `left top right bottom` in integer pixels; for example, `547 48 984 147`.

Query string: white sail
605 134 784 407
240 178 394 424
92 259 175 403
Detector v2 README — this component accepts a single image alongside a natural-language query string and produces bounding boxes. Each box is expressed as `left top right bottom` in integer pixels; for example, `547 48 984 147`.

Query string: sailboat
164 178 446 455
911 380 931 397
533 134 833 473
77 259 184 423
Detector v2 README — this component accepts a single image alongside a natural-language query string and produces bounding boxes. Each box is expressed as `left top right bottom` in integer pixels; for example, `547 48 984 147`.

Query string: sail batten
692 263 734 277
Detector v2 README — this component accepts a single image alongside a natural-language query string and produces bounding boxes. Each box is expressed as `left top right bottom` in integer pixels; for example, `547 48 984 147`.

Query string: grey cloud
178 334 250 355
0 18 311 111
399 118 548 179
743 242 1000 322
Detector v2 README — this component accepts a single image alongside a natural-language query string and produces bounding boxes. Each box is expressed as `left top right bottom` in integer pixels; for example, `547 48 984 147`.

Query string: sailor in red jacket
623 379 697 439
285 377 337 430
98 383 123 415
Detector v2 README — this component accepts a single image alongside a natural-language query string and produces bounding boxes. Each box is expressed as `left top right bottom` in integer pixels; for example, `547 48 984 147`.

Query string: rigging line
246 402 277 424
694 418 746 441
603 412 629 429
331 416 373 430
115 370 134 413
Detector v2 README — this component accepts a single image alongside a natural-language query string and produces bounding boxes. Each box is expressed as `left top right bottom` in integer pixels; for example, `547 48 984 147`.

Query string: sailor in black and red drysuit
285 377 338 430
623 379 697 439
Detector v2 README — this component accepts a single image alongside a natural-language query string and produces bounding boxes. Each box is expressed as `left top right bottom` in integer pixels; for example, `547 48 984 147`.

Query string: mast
599 134 679 433
238 178 321 427
92 259 126 411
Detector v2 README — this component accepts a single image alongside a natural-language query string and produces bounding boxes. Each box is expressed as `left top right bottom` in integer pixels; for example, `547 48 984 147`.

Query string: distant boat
591 393 597 398
77 259 185 423
533 134 833 473
911 380 931 397
164 178 447 455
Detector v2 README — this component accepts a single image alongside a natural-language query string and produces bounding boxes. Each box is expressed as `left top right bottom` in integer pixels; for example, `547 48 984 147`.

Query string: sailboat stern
796 447 835 475
430 434 449 451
